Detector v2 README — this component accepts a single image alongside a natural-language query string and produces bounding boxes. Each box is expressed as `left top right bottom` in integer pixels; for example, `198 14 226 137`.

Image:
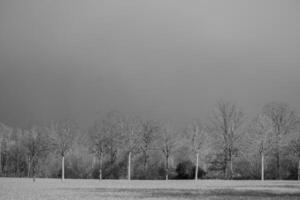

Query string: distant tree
263 102 298 179
0 123 14 176
51 119 78 181
210 100 245 179
139 120 158 179
23 126 50 181
288 123 300 180
185 122 206 180
158 123 179 180
100 111 123 179
121 116 142 180
89 119 108 180
249 114 273 180
10 128 25 177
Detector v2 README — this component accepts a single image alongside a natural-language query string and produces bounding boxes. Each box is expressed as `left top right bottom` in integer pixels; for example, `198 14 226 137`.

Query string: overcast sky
1 0 300 128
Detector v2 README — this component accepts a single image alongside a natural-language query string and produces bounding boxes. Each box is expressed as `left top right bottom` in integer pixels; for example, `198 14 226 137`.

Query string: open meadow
0 178 300 200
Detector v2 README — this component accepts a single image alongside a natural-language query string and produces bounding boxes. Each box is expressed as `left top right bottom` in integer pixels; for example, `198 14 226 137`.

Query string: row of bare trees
0 100 300 181
0 120 79 181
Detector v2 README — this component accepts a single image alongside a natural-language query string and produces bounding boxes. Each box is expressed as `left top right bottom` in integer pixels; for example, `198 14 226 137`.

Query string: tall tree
287 121 300 180
121 116 142 180
159 122 179 180
249 114 273 180
140 120 158 179
186 122 206 180
0 123 14 176
100 111 123 178
263 102 298 179
289 133 300 180
210 100 245 179
10 128 25 177
89 119 108 180
51 119 78 181
23 126 50 181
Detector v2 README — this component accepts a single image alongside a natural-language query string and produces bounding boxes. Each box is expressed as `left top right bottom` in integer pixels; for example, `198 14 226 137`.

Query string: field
0 178 300 200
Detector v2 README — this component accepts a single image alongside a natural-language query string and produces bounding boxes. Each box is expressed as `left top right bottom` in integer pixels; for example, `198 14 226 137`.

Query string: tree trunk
226 160 231 180
128 152 131 180
298 158 300 181
261 153 264 181
165 155 169 180
27 156 31 178
225 149 232 180
62 156 65 181
275 132 280 180
195 152 199 180
92 156 95 169
143 151 148 179
230 149 234 180
33 167 36 182
223 153 227 179
16 154 19 177
99 155 102 180
276 148 280 180
32 157 36 182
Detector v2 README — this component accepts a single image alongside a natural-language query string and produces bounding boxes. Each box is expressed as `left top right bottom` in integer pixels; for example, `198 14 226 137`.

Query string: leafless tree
0 123 8 175
159 122 180 180
210 100 245 179
99 111 124 178
289 134 300 180
140 120 158 179
286 121 300 181
0 123 14 176
121 116 142 180
263 102 298 179
89 119 109 180
249 114 273 180
186 122 206 180
23 126 50 182
51 119 78 181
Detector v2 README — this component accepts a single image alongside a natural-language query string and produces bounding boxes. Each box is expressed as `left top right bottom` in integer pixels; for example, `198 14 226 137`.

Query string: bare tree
263 102 298 179
210 100 245 179
139 120 158 179
23 126 50 182
0 123 9 175
121 116 142 180
249 114 273 180
0 123 14 176
99 111 123 178
51 119 78 181
186 122 206 180
89 119 108 180
289 134 300 180
159 122 179 180
287 121 300 181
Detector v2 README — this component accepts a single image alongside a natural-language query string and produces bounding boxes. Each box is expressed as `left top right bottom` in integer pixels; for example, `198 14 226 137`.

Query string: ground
0 178 299 200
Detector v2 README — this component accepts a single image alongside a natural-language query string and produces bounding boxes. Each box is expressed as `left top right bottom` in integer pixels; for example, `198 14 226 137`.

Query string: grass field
0 178 299 200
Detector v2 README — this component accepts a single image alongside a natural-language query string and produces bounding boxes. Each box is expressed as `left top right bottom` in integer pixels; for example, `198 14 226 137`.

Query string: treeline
0 100 300 181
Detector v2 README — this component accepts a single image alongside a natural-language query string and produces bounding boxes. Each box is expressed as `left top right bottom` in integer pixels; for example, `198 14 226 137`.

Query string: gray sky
1 0 300 128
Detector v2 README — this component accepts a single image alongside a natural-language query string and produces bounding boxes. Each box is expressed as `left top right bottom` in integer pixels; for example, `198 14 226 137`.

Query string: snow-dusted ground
0 178 299 200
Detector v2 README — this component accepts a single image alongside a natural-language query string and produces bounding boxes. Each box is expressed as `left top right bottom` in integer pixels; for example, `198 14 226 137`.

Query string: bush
175 161 206 179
